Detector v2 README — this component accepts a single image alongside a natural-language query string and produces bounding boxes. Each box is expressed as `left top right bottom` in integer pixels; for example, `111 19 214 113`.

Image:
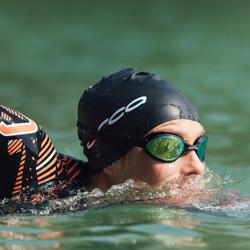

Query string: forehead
147 119 206 142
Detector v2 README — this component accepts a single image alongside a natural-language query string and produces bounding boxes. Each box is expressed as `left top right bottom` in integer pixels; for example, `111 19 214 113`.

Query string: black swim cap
77 68 199 174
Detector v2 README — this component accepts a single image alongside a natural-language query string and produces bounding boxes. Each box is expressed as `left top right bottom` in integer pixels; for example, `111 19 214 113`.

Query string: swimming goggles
137 133 208 163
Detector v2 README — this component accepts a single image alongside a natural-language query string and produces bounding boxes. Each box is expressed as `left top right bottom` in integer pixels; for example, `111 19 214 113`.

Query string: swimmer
0 68 207 200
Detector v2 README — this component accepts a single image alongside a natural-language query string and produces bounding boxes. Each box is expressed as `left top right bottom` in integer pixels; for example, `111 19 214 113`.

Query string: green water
1 0 250 249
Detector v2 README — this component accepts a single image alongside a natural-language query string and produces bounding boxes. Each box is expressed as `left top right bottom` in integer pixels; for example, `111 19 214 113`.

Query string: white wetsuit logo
86 96 147 149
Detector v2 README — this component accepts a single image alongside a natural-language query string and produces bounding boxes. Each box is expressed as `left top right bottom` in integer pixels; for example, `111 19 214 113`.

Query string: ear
102 158 123 177
102 164 114 176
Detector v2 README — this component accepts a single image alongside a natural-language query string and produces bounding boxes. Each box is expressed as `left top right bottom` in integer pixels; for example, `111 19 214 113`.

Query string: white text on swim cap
86 96 147 149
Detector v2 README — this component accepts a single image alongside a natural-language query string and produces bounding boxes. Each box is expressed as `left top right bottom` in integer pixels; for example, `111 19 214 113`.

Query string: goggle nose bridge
185 144 198 151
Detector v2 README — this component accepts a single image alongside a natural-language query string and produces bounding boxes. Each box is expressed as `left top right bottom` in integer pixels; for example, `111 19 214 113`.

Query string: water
1 0 250 249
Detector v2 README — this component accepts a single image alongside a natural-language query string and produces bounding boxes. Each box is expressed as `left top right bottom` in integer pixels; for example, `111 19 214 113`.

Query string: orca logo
86 96 147 149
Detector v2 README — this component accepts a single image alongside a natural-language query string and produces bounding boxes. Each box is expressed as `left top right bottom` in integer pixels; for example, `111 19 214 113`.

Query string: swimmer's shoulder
0 105 41 198
0 104 92 198
0 105 58 198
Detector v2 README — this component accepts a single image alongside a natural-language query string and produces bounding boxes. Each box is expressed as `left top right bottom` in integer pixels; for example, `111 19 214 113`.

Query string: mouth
159 166 222 198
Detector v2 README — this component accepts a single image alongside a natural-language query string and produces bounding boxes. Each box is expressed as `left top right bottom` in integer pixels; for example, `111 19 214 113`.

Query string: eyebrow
146 123 206 140
157 129 207 143
146 130 206 141
182 130 206 143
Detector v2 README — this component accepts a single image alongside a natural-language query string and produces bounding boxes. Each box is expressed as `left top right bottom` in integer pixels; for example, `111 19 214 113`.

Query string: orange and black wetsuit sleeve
0 105 85 199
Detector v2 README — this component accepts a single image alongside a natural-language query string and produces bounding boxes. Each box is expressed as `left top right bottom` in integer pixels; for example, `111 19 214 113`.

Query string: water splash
0 167 249 217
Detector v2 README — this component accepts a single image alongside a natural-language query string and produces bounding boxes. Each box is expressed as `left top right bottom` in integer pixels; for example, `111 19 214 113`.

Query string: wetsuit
0 105 89 199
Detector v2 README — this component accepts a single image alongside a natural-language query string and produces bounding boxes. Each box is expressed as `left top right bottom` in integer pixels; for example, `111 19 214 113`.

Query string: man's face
121 119 206 187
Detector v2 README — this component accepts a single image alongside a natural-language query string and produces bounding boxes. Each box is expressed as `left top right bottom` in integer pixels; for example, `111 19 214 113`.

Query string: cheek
134 153 180 185
149 163 179 182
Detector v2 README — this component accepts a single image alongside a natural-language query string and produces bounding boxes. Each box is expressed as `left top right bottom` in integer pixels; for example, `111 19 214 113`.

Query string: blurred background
1 0 250 193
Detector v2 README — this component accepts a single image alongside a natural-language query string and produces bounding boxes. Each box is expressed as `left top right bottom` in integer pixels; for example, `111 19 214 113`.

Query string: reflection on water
0 205 205 250
1 199 250 250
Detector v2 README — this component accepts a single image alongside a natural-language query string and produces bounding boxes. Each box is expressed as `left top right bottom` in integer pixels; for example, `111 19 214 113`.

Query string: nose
179 151 205 176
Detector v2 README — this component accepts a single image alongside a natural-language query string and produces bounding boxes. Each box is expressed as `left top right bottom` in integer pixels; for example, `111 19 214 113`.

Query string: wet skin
87 119 206 192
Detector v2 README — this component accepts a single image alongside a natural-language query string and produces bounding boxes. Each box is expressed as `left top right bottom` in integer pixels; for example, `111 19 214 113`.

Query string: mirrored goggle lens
145 135 184 162
197 135 208 161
